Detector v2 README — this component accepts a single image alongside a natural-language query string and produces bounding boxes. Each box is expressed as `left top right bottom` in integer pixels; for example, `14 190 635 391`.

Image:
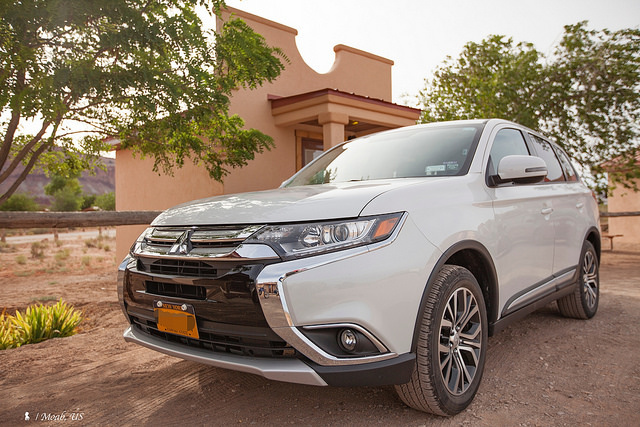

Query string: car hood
151 179 423 226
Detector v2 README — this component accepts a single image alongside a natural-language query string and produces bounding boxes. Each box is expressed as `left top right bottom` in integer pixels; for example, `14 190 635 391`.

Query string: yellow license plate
154 301 199 339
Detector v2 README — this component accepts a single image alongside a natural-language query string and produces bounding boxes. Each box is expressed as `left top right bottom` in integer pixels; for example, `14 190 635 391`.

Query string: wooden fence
0 211 162 229
600 211 640 217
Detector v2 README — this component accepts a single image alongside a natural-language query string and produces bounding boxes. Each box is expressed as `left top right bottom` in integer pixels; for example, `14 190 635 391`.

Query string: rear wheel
558 240 599 319
395 265 488 416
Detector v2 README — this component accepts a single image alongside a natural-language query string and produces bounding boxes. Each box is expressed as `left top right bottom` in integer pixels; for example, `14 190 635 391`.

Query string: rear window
530 134 565 182
555 148 579 182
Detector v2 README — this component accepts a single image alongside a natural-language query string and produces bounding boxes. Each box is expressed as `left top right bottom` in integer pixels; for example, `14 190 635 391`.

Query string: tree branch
0 119 53 183
0 136 54 205
0 69 25 171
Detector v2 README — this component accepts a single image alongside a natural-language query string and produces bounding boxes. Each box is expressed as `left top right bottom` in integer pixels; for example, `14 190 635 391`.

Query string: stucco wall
115 149 224 260
218 8 394 195
607 179 640 245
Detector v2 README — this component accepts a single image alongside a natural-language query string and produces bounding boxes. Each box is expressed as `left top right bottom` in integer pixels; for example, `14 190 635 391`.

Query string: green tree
45 172 83 211
0 0 286 205
419 35 545 129
0 192 40 211
544 23 640 188
418 22 640 192
95 191 115 211
50 186 82 211
81 194 96 210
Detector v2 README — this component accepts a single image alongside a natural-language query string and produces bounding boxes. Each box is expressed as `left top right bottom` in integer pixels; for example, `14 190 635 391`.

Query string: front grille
125 224 286 358
147 259 218 277
130 316 296 358
146 281 207 300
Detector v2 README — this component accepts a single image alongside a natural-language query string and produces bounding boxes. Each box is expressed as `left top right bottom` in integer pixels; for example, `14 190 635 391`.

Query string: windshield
284 123 484 187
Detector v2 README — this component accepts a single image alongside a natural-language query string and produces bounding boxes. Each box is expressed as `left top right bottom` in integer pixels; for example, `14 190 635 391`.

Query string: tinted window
487 128 530 176
530 134 565 182
285 124 484 187
556 148 579 182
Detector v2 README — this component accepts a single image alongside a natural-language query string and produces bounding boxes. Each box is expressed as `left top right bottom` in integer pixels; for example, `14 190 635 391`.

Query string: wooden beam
601 211 640 217
0 211 162 229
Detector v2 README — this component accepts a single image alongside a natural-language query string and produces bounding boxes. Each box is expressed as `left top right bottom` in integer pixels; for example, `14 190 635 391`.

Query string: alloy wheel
438 287 483 396
582 250 598 310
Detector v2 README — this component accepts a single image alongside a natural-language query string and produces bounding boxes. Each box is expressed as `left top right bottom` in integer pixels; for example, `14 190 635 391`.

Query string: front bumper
118 215 433 386
123 325 416 386
123 325 327 385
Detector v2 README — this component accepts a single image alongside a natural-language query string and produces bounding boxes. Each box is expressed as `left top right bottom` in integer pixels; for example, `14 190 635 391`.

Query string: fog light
339 329 358 352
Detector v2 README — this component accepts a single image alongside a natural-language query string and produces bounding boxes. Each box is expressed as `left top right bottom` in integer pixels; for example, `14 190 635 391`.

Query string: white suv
118 119 600 415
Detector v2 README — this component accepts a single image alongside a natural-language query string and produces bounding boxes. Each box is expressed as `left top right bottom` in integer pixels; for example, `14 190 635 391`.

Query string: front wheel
557 240 599 319
395 265 488 416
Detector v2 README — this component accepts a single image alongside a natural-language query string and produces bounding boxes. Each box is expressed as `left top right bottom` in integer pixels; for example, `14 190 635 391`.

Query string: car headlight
246 213 404 260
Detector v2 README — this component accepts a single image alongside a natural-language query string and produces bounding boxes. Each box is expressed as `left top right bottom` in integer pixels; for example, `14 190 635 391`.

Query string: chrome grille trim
132 225 280 261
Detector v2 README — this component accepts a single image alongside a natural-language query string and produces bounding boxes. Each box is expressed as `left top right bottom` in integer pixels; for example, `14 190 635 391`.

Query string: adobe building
114 7 421 260
606 153 640 248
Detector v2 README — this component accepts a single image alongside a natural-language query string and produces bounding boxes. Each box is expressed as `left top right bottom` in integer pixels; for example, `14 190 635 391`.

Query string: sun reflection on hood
152 179 423 226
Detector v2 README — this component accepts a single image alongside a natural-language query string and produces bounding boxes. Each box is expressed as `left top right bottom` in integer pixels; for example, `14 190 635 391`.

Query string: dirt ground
0 232 639 426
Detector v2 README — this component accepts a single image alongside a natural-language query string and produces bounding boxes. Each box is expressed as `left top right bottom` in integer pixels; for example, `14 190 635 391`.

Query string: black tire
395 265 488 416
557 240 599 319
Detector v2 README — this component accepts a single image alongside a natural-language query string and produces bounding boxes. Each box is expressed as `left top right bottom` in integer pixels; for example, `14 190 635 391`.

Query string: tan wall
219 8 394 194
115 150 223 260
608 179 640 245
115 7 399 260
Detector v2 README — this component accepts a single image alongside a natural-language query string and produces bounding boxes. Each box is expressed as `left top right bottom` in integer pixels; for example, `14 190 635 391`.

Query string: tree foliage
95 191 115 210
45 171 83 211
0 192 40 211
0 0 286 204
418 22 640 192
420 35 545 130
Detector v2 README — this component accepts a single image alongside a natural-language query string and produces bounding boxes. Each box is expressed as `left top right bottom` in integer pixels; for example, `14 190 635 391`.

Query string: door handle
541 207 554 215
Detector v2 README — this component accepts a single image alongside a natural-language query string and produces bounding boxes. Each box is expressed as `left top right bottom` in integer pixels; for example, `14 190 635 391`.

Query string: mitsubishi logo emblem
168 229 195 255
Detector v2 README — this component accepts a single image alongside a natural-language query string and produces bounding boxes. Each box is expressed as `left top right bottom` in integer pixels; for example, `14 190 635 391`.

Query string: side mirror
495 155 547 185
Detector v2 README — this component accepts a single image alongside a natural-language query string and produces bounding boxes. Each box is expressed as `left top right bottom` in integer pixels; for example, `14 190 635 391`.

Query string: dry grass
0 231 118 278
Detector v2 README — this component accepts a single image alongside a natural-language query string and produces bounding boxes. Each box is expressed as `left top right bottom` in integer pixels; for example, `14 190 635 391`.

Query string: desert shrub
16 255 27 265
30 242 45 259
13 305 49 344
48 301 83 338
81 256 91 266
0 311 19 350
0 241 16 253
54 249 70 261
0 301 83 349
84 237 99 248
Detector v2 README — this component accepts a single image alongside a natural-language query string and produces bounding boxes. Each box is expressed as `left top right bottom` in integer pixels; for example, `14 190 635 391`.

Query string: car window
284 124 484 187
529 134 565 182
555 147 579 182
487 128 530 177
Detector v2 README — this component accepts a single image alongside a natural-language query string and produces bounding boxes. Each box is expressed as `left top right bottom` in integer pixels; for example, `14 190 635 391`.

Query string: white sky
225 0 640 105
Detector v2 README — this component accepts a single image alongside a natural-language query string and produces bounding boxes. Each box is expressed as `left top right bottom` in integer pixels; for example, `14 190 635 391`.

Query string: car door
529 135 591 275
483 126 555 316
